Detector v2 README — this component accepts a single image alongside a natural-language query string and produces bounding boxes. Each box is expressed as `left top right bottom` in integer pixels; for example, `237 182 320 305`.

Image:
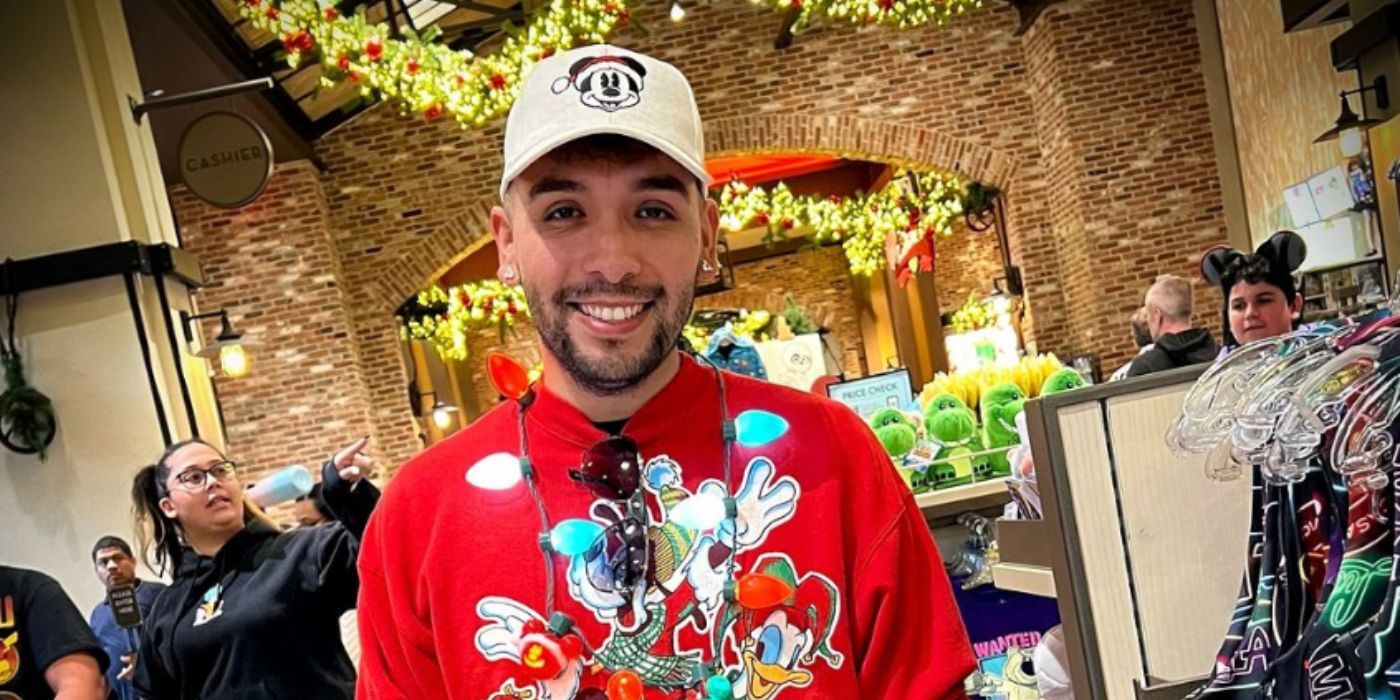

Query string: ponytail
132 438 214 577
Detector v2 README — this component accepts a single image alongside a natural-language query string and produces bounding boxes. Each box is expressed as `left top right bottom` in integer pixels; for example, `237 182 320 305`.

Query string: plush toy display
981 382 1028 477
1040 368 1087 396
924 393 988 491
869 407 917 461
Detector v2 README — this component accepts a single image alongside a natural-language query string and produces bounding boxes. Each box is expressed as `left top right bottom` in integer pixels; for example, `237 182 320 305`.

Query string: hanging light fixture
418 390 459 430
1315 77 1390 159
182 310 253 378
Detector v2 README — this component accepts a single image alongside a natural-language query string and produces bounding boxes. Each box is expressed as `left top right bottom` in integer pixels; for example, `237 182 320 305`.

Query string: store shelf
992 562 1056 598
914 478 1010 519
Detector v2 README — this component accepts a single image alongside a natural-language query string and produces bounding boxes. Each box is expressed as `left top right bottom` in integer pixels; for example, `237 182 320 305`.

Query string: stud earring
500 264 517 283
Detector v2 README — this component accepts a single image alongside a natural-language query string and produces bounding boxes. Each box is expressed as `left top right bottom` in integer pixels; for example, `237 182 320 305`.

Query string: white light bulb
1339 127 1365 159
466 453 523 490
670 2 685 21
432 406 454 430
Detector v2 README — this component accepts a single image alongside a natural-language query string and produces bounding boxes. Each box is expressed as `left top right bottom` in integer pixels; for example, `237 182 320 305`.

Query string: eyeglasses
167 461 238 493
568 436 650 594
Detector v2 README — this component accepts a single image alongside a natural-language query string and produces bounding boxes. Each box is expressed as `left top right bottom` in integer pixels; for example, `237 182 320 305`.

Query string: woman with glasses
128 436 378 700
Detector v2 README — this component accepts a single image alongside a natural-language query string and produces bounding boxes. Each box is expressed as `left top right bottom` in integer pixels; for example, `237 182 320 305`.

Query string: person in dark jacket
128 436 379 700
1126 274 1218 377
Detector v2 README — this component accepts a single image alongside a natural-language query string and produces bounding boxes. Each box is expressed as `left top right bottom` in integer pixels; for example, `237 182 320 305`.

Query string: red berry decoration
755 213 770 226
365 36 384 61
424 104 443 121
265 6 279 20
781 218 795 230
324 5 338 20
489 73 508 90
407 59 421 74
244 0 260 6
336 55 351 72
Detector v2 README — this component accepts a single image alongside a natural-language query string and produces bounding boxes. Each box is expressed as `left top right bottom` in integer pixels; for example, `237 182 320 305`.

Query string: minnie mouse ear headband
1201 230 1308 296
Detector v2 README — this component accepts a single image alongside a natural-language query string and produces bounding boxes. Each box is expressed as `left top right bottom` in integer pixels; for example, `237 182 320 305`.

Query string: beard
526 278 694 396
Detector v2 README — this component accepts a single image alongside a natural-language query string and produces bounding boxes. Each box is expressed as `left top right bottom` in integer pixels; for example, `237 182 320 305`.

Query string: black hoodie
133 462 379 700
1125 328 1219 378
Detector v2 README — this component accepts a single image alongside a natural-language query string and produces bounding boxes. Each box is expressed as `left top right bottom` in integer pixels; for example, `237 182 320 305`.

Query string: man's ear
491 203 517 283
700 198 720 270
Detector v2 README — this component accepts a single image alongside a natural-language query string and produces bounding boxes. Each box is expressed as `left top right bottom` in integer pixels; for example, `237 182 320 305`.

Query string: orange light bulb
606 670 644 700
736 572 794 610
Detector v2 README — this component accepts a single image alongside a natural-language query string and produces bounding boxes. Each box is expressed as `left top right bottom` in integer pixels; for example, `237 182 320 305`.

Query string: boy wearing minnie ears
356 45 975 700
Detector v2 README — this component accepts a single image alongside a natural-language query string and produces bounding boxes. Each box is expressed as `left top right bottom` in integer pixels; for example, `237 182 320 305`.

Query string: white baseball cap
499 45 710 200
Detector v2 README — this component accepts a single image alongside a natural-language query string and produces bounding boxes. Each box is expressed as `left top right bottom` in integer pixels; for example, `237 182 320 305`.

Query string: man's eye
545 206 581 221
638 206 675 220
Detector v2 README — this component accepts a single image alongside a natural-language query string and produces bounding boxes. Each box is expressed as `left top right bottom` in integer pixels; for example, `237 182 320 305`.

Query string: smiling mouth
572 303 649 322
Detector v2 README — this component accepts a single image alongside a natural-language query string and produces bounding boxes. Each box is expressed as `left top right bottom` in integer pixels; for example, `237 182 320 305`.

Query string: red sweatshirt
357 354 974 699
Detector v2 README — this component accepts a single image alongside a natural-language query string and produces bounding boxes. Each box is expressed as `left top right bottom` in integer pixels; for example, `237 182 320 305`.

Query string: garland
239 0 983 125
949 292 1003 334
402 280 529 360
718 169 964 280
682 309 774 350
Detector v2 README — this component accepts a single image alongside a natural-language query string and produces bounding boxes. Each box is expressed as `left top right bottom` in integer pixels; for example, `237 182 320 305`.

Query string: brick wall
1023 0 1229 368
175 0 1229 473
936 220 1005 315
171 161 376 486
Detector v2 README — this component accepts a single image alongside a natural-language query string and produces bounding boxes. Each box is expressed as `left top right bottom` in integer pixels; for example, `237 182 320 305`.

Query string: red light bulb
488 352 531 400
606 670 644 700
736 572 794 610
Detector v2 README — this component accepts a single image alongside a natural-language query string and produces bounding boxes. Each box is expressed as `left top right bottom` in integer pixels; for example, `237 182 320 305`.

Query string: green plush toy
1041 367 1088 395
923 393 987 491
869 407 917 461
981 382 1027 477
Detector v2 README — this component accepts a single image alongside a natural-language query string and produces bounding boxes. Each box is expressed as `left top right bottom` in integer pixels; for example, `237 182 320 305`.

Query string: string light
401 281 529 361
735 410 789 447
550 519 604 556
240 0 984 127
669 492 727 530
488 352 533 400
736 571 795 608
466 452 524 490
719 170 964 279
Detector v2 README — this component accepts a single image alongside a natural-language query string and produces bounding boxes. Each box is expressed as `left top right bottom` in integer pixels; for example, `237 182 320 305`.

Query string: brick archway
372 115 1020 310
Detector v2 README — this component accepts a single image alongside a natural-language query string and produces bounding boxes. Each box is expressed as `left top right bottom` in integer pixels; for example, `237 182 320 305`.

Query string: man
87 536 165 700
295 484 333 528
1125 274 1218 378
1108 308 1155 381
0 564 108 700
357 45 974 699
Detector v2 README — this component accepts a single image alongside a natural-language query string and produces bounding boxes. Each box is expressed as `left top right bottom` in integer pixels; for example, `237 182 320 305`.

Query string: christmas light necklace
513 355 742 699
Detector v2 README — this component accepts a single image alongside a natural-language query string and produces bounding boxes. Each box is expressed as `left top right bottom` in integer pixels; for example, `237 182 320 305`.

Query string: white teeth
580 304 644 322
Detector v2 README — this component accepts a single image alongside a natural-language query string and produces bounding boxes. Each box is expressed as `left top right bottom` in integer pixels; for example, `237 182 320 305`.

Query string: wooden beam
1281 0 1350 33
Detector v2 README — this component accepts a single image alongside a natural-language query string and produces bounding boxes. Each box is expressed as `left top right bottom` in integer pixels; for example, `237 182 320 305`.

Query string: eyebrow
527 177 582 200
637 174 691 197
526 174 692 201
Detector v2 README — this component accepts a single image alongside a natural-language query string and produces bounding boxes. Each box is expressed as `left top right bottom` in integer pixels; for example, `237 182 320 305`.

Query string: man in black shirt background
0 564 108 699
1126 274 1219 378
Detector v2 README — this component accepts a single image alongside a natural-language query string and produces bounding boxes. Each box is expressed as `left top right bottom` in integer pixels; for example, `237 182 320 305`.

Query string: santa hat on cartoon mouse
550 54 647 95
